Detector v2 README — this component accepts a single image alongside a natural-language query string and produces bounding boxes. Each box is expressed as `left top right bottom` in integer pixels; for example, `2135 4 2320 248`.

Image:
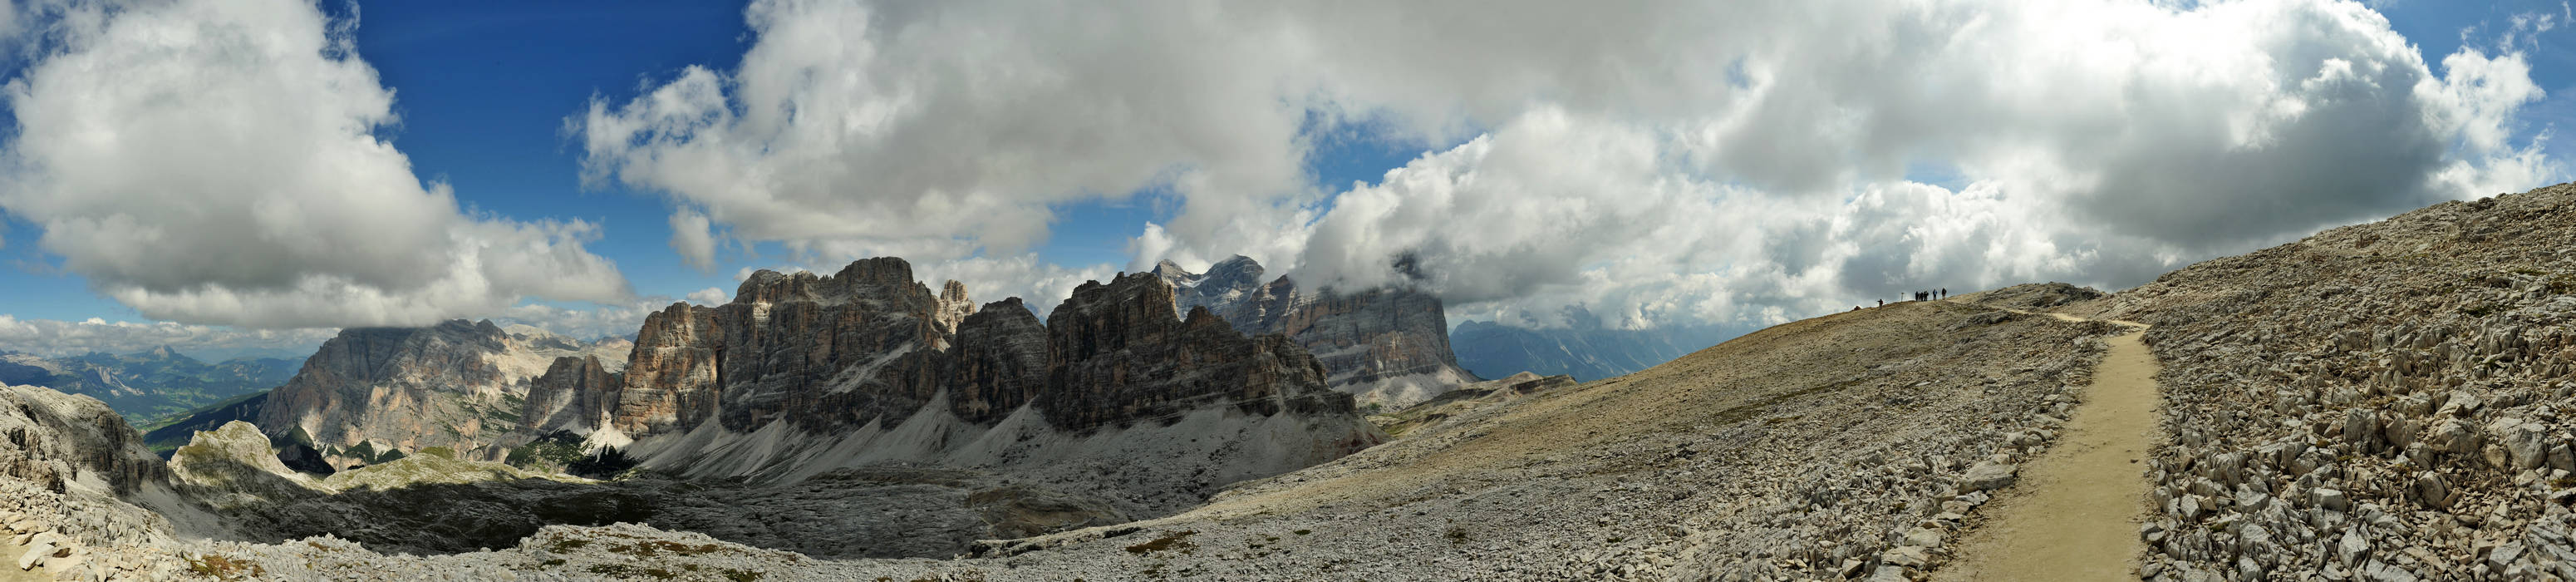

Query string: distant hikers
1877 299 1885 308
1941 288 1949 299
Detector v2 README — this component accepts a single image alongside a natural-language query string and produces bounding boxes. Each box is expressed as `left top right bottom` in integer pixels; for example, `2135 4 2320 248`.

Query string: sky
0 0 2569 360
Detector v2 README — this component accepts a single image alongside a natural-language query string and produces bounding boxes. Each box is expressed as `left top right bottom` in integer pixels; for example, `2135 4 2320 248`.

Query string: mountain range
1450 312 1737 382
0 347 299 424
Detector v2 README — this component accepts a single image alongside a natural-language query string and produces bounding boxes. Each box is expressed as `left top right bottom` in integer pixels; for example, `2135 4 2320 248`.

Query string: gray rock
2339 527 2371 566
2313 488 2352 512
2490 542 2524 571
16 541 50 570
2490 419 2548 470
1961 461 2018 491
2413 471 2452 509
1882 545 1930 568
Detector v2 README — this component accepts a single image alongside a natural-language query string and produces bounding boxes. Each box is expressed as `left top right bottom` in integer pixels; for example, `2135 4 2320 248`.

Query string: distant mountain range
1449 316 1737 382
0 347 302 424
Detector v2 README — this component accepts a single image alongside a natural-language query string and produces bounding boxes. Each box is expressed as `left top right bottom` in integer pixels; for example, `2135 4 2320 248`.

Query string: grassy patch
607 540 724 557
184 554 266 581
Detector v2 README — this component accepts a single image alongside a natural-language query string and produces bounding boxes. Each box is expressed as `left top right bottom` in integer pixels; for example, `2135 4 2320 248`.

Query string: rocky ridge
1153 255 1478 407
2065 182 2576 580
514 259 1382 517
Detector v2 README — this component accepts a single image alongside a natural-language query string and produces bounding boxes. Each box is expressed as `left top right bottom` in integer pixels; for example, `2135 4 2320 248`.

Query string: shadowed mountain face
0 347 299 424
1152 256 1478 407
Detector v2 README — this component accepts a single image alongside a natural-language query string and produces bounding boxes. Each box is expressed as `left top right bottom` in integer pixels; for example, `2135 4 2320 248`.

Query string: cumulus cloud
497 299 669 342
0 0 632 328
0 314 336 359
685 287 729 306
582 0 2567 331
910 254 1115 317
668 209 720 271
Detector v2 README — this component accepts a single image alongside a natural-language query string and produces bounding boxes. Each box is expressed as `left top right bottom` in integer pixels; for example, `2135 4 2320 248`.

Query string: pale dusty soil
1 536 46 582
1939 314 2162 581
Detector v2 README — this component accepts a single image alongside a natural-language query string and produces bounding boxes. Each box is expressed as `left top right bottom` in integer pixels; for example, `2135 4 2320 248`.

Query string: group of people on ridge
1866 288 1948 309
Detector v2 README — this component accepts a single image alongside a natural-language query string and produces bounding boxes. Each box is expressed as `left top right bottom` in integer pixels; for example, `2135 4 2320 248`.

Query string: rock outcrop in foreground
1153 255 1479 407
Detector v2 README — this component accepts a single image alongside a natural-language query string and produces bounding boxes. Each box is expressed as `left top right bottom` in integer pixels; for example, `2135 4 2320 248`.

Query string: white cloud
498 300 666 342
581 0 2565 331
685 287 728 306
0 314 335 359
0 0 632 328
668 209 720 271
911 254 1115 318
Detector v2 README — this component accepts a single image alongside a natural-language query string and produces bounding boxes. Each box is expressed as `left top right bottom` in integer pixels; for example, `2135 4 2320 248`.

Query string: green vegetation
567 446 640 479
506 430 590 470
12 349 299 425
184 553 267 581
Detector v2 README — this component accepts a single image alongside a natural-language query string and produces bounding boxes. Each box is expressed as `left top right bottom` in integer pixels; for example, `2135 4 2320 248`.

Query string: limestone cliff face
521 356 620 436
255 320 514 456
1042 273 1353 432
611 258 952 436
529 257 1380 496
946 298 1048 425
1153 256 1476 406
254 319 628 462
607 259 1367 437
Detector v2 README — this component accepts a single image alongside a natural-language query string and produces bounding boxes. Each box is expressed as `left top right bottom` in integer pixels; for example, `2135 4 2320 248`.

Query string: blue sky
0 0 2570 358
0 0 1443 323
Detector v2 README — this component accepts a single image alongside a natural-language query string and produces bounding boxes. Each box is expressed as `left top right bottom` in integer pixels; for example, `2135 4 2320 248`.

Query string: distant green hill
0 347 301 426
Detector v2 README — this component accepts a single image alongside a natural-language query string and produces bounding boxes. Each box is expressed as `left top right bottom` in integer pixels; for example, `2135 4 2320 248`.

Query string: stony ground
2066 182 2576 581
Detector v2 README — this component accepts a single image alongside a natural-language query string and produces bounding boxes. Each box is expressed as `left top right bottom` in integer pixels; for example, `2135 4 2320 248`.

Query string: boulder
1961 461 2018 491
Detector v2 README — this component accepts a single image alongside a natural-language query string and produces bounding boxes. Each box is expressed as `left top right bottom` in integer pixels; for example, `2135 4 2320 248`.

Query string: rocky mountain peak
1149 255 1476 407
1040 272 1356 432
253 319 632 465
935 279 976 335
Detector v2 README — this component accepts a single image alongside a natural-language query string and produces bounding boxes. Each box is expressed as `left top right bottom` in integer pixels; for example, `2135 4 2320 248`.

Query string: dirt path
1935 314 2161 581
1 535 47 582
